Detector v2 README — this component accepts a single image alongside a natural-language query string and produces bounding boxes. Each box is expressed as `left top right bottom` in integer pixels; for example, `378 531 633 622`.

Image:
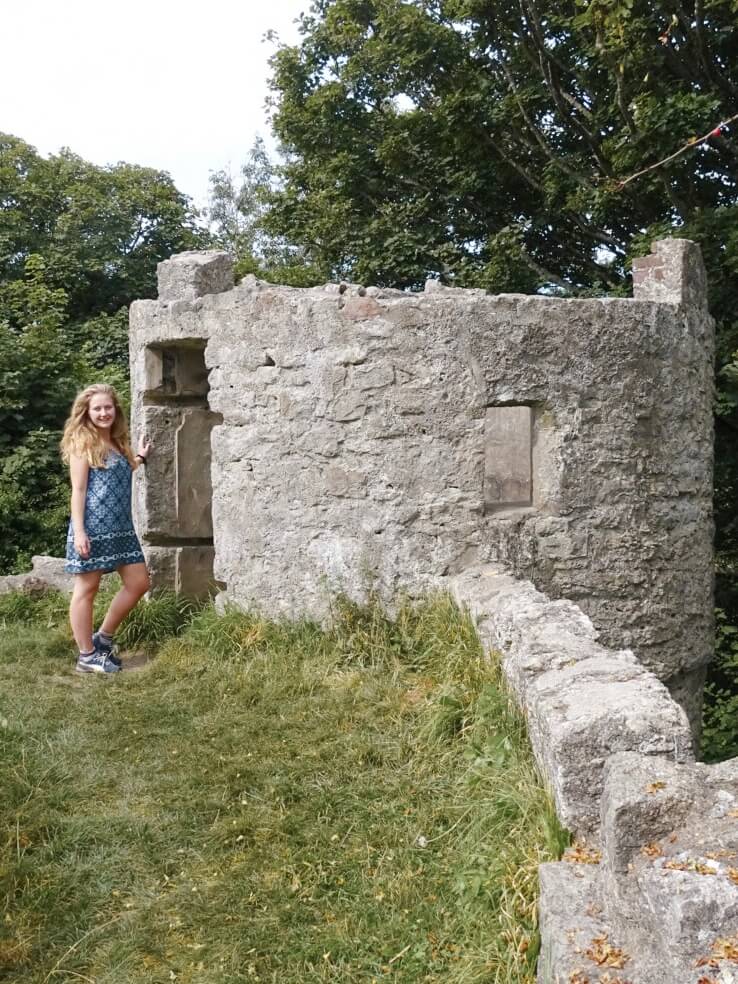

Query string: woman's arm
69 454 91 558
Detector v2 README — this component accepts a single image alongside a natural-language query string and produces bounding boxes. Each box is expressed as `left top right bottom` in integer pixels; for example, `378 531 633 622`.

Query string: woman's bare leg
99 563 151 636
70 571 103 652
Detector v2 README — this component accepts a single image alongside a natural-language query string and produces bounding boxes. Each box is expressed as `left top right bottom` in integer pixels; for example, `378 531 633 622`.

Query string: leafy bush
702 608 738 762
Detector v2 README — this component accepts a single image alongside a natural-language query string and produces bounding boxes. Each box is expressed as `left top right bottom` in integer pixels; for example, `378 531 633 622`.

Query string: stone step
601 751 738 983
537 861 653 984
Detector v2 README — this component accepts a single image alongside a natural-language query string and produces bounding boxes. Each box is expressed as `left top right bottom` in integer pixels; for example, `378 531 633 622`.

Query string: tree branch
616 112 738 189
519 248 571 291
520 0 617 175
493 55 597 191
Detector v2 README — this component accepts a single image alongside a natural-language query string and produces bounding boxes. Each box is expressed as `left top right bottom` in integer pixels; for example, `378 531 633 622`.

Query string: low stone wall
451 565 738 984
0 556 74 596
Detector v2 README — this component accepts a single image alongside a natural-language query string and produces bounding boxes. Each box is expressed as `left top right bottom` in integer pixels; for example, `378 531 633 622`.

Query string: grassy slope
0 591 567 984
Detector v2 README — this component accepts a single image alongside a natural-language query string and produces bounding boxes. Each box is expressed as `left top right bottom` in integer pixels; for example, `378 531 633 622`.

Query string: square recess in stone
484 405 533 512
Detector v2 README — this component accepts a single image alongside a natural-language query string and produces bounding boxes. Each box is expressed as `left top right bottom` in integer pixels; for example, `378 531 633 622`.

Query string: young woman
61 384 152 674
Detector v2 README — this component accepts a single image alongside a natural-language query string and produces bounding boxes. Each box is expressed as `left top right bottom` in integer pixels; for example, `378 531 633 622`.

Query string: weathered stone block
484 405 532 509
633 238 709 309
537 862 648 984
157 251 234 303
600 752 738 984
0 556 74 596
452 567 693 837
175 410 217 538
145 545 214 597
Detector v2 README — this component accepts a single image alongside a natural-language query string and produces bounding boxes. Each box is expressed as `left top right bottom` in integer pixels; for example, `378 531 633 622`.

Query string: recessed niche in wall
141 341 222 596
143 340 209 406
484 405 534 512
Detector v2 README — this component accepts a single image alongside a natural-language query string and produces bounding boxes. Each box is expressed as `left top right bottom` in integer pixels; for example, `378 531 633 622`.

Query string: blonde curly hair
60 384 134 468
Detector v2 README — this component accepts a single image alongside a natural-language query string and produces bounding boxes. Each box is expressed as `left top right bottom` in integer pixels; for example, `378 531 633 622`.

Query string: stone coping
450 564 738 984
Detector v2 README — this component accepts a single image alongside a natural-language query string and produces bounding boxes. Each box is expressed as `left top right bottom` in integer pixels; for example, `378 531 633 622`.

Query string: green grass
0 588 568 983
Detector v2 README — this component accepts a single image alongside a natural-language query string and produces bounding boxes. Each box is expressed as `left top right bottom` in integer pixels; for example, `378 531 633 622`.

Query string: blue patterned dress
64 450 145 574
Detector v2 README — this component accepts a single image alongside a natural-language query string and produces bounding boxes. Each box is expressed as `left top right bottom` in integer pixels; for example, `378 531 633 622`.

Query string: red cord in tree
616 114 738 190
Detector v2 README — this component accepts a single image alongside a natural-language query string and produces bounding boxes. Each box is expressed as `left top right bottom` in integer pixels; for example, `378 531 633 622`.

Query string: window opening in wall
484 405 533 512
144 340 210 407
161 350 176 395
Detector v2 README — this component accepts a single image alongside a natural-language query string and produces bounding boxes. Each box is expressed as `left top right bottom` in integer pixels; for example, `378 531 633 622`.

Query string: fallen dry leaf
663 859 716 875
695 956 720 969
585 934 629 969
712 936 738 962
693 863 717 876
641 842 663 858
568 972 590 984
564 843 602 865
728 868 738 885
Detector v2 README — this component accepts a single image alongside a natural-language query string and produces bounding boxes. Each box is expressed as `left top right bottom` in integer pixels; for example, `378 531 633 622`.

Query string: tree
264 0 737 291
1 134 204 321
0 135 204 571
207 137 329 286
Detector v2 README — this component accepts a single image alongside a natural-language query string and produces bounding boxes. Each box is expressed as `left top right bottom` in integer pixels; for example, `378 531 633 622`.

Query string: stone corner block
157 251 234 303
537 862 650 984
600 751 738 983
600 751 695 875
632 237 708 310
145 545 215 599
531 661 693 838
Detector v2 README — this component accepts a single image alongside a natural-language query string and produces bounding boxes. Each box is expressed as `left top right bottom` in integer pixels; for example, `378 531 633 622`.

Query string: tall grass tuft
92 585 198 648
0 584 199 652
0 587 69 626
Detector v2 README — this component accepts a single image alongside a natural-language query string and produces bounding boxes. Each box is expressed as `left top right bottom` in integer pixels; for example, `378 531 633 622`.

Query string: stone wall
452 565 738 984
0 556 74 595
129 239 714 722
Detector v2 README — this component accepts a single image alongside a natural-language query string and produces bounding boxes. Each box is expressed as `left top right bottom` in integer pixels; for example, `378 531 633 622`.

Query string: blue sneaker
92 631 122 668
75 650 121 674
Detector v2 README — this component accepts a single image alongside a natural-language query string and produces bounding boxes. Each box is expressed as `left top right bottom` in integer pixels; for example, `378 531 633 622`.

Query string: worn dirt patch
119 650 155 672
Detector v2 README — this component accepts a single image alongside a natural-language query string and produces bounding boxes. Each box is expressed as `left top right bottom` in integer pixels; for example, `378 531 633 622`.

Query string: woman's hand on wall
136 436 153 465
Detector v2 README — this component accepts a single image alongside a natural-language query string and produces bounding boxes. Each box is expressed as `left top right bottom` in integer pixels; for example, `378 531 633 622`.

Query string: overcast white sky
1 0 309 211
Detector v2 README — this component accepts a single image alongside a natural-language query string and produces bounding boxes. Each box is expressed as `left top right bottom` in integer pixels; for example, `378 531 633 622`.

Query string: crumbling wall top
157 250 234 303
632 238 709 310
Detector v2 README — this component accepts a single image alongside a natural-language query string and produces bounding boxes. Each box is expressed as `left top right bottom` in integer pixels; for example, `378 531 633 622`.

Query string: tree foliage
0 134 203 572
263 0 737 292
207 138 329 286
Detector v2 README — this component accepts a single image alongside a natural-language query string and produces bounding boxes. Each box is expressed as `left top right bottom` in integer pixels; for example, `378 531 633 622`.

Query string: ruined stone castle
126 239 738 983
130 238 713 722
